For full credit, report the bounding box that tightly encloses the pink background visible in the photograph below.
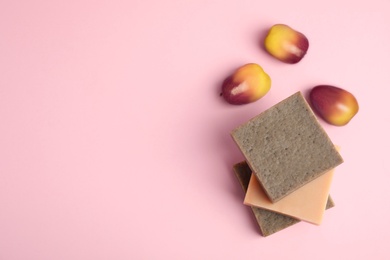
[1,0,389,259]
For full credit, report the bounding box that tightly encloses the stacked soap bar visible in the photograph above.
[233,161,335,236]
[231,92,343,236]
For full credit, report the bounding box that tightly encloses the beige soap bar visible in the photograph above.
[244,167,336,225]
[234,161,335,236]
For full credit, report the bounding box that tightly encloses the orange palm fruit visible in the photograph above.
[264,24,309,64]
[221,63,271,105]
[309,85,359,126]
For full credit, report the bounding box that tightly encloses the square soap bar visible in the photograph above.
[244,146,340,225]
[231,92,343,202]
[233,161,335,236]
[244,169,334,225]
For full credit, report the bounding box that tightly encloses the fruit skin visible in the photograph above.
[264,24,309,64]
[221,63,271,105]
[309,85,359,126]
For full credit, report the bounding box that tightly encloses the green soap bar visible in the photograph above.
[231,92,343,202]
[233,161,335,237]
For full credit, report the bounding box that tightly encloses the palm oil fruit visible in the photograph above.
[264,24,309,64]
[221,63,271,105]
[309,85,359,126]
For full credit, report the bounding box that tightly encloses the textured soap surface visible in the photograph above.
[231,92,343,202]
[233,161,335,237]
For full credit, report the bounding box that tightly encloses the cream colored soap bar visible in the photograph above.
[244,167,335,225]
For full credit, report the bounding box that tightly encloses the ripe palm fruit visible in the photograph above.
[309,85,359,126]
[221,63,271,105]
[264,24,309,64]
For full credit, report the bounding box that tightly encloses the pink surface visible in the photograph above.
[1,0,389,259]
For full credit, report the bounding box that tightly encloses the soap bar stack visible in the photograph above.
[231,92,343,236]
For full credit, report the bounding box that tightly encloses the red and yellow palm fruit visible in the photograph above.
[264,24,309,64]
[309,85,359,126]
[221,63,271,105]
